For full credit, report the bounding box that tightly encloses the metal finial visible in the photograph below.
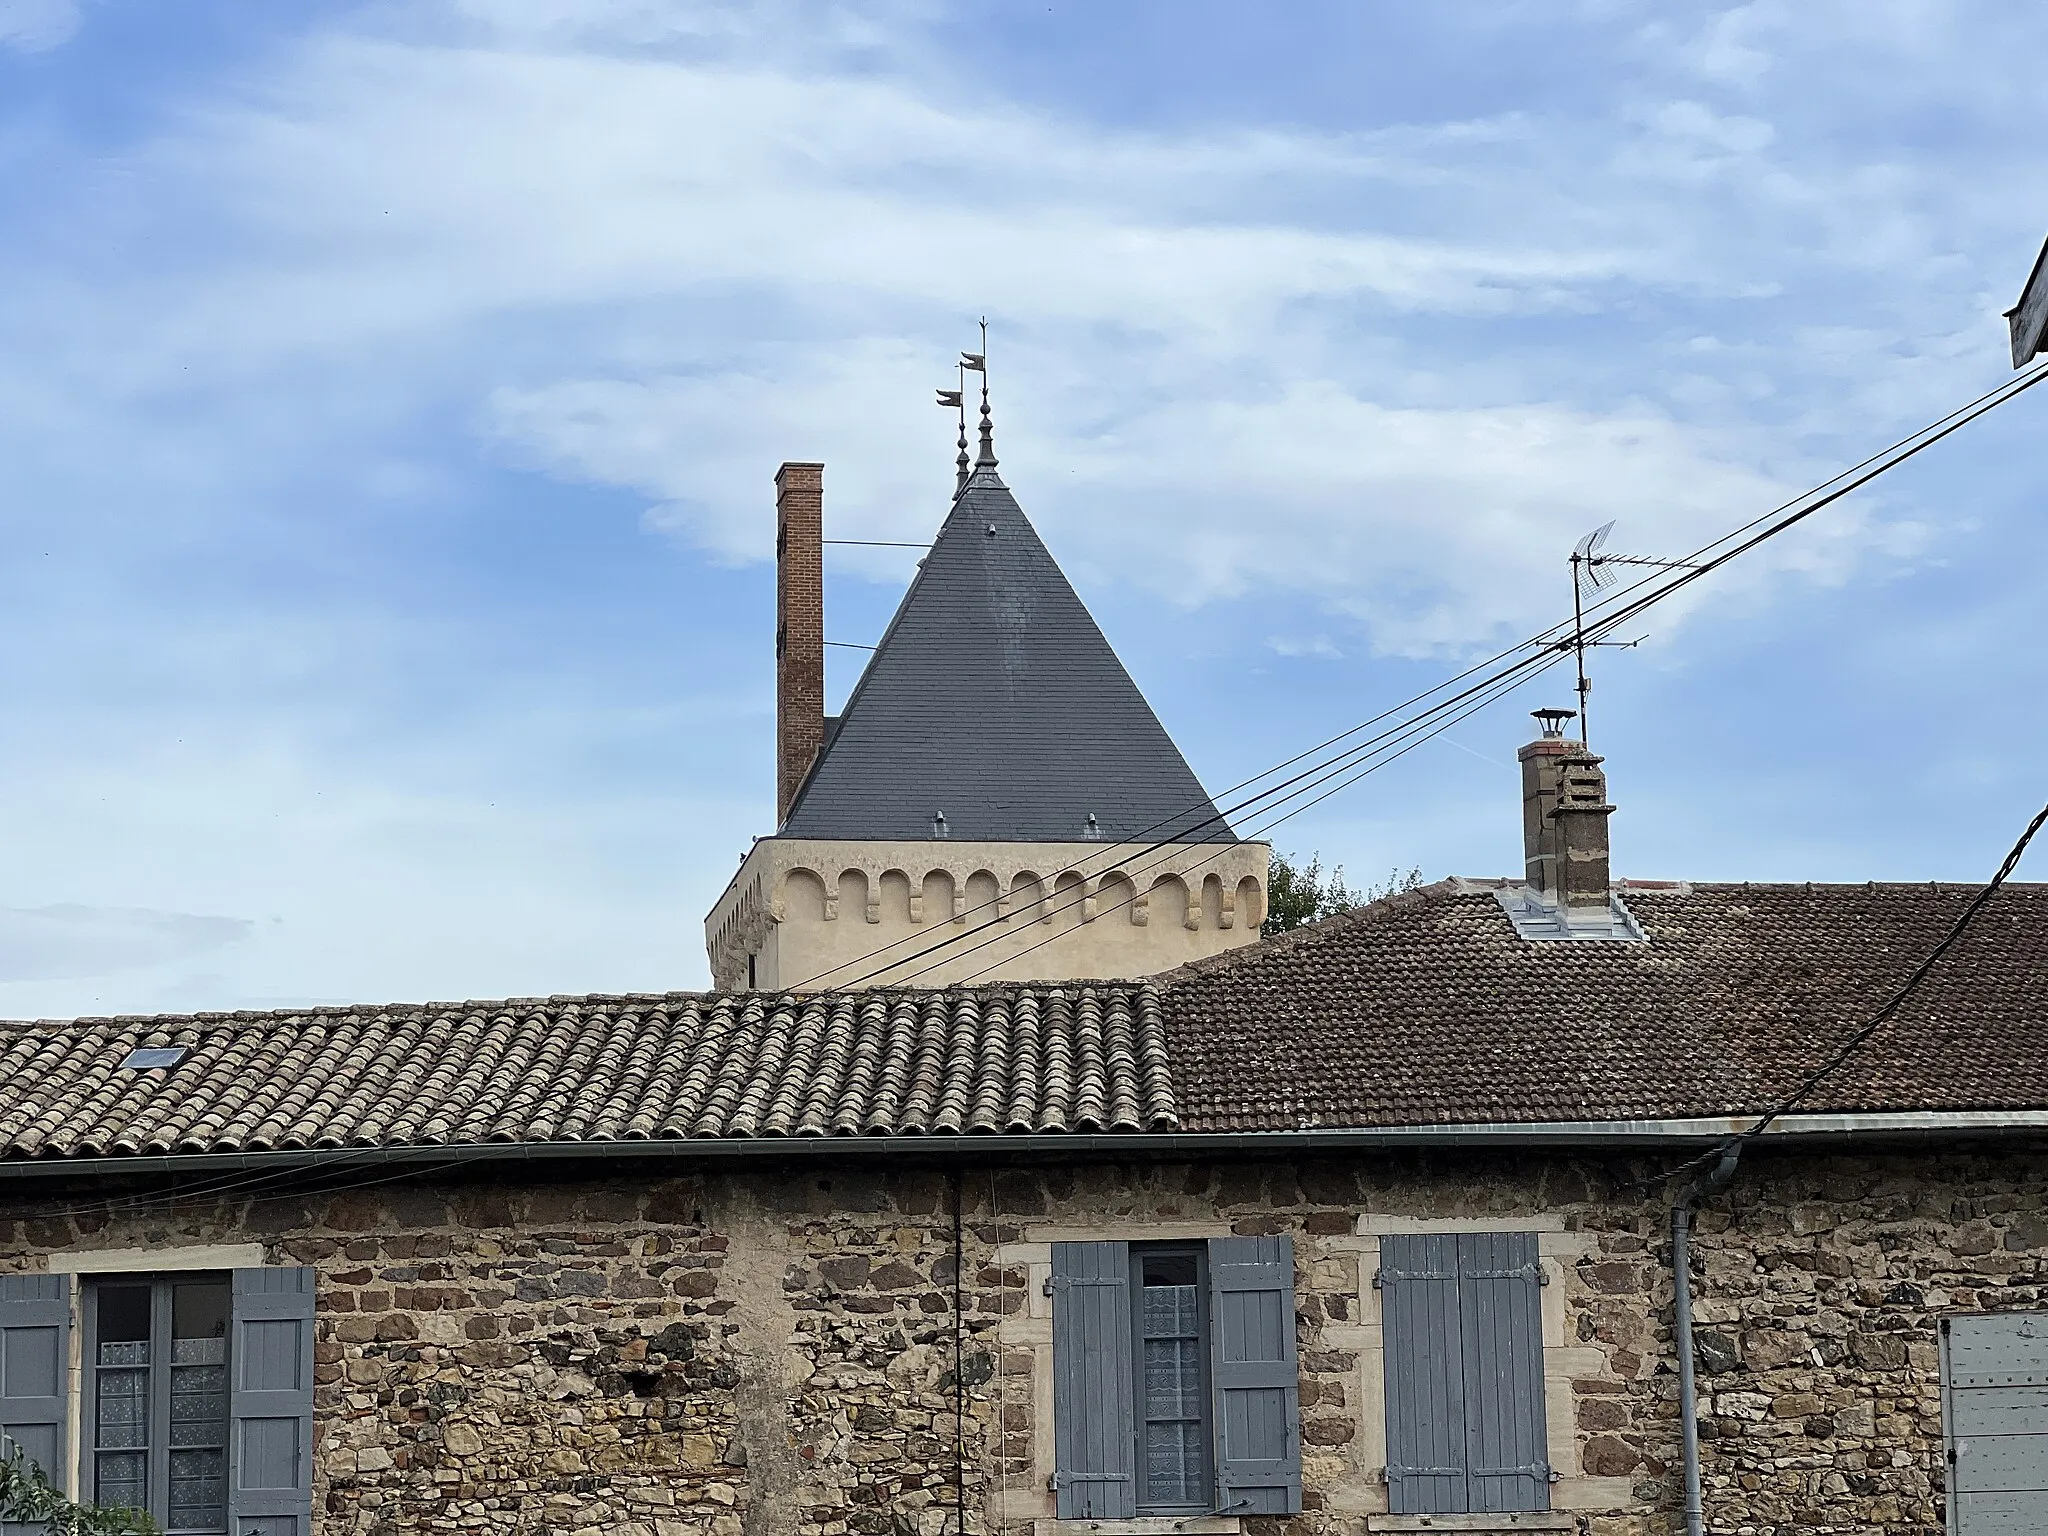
[962,317,995,468]
[953,361,970,493]
[937,369,969,495]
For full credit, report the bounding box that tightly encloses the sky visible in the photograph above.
[1,0,2046,1019]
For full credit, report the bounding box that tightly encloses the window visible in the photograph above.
[1378,1232,1550,1516]
[1050,1236,1300,1520]
[0,1268,316,1536]
[1941,1311,2048,1532]
[1135,1249,1209,1512]
[88,1276,232,1533]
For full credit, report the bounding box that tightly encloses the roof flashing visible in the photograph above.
[1494,885,1647,943]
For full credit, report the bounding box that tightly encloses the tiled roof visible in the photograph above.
[1156,878,2048,1131]
[6,878,2048,1162]
[0,988,1175,1159]
[781,464,1233,843]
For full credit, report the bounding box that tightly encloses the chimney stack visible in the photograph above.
[1519,709,1614,912]
[775,462,825,828]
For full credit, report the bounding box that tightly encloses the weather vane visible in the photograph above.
[1566,521,1697,747]
[936,319,994,492]
[935,365,967,495]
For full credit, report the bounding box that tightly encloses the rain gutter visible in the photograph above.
[0,1108,2042,1182]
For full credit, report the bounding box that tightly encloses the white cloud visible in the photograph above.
[3,0,2046,1011]
[0,905,250,987]
[0,0,81,52]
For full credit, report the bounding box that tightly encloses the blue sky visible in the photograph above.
[1,0,2045,1018]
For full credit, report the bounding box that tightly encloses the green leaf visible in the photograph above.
[0,1446,159,1536]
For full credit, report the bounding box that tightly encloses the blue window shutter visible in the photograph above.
[229,1268,316,1536]
[0,1274,71,1536]
[1456,1233,1550,1514]
[1051,1242,1136,1518]
[1945,1311,2048,1533]
[1207,1235,1300,1516]
[1380,1234,1468,1514]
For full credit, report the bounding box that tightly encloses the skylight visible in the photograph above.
[118,1046,188,1071]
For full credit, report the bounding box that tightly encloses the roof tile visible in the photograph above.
[0,985,1174,1161]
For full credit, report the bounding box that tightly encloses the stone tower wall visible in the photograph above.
[705,838,1268,990]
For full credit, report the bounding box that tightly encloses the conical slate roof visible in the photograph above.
[781,464,1236,843]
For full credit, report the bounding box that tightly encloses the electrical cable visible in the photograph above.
[19,680,2023,1215]
[788,357,2048,993]
[1646,794,2048,1193]
[0,1139,458,1224]
[16,361,2047,1200]
[862,661,1557,990]
[783,635,1563,989]
[925,654,1571,990]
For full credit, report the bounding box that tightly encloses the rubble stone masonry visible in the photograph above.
[3,1142,2045,1536]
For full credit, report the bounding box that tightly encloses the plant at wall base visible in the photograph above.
[0,1447,158,1536]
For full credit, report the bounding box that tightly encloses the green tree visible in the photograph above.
[0,1447,157,1536]
[1263,853,1422,937]
[1263,851,1357,935]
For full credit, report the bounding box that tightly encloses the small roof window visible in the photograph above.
[118,1046,188,1071]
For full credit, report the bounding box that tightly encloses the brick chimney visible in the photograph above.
[775,462,825,828]
[1518,710,1614,912]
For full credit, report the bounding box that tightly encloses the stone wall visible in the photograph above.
[1,1141,2044,1536]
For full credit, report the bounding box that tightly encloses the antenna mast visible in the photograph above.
[1567,520,1699,748]
[1569,522,1613,747]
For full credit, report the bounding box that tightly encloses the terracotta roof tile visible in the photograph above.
[1155,879,2048,1129]
[6,878,2048,1163]
[0,986,1175,1161]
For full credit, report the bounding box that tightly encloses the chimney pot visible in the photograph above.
[1549,747,1616,910]
[1519,711,1613,910]
[776,462,826,827]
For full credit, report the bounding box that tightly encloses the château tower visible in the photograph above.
[704,431,1266,990]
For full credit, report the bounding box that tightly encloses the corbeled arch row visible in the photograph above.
[768,857,1262,931]
[708,869,773,990]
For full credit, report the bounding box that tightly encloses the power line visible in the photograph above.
[838,659,1558,990]
[33,681,2024,1204]
[1576,360,2048,647]
[784,637,1561,989]
[929,655,1564,991]
[792,358,2048,992]
[1648,795,2048,1195]
[899,655,1571,991]
[0,1139,454,1224]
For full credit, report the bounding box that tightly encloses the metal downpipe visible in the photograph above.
[1673,1145,1742,1536]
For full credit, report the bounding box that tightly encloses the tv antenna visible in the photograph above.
[1568,521,1698,747]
